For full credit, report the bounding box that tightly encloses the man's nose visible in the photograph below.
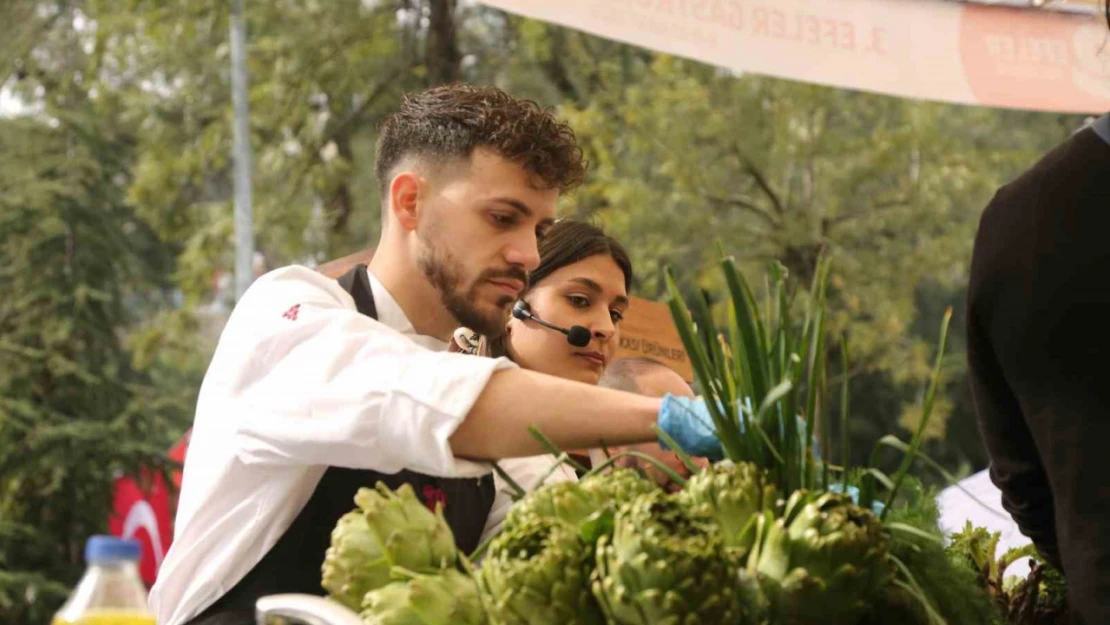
[503,232,542,272]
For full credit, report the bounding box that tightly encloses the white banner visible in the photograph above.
[479,0,1110,113]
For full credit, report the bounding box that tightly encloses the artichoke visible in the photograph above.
[679,461,777,554]
[323,483,458,610]
[479,516,604,625]
[360,568,487,625]
[749,490,892,624]
[578,468,658,510]
[356,482,458,573]
[321,510,393,611]
[592,491,742,624]
[503,480,600,530]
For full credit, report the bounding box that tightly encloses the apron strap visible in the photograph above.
[336,264,378,319]
[1091,113,1110,147]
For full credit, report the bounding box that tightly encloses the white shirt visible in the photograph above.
[149,266,515,625]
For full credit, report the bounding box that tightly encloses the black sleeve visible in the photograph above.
[966,191,1060,569]
[967,132,1110,623]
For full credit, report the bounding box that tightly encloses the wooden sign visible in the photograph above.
[314,248,692,382]
[615,297,693,382]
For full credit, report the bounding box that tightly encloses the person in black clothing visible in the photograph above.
[967,102,1110,624]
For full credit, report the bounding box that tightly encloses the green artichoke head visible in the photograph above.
[946,521,1000,579]
[355,483,458,573]
[321,510,393,612]
[504,480,600,531]
[479,516,603,625]
[751,490,893,625]
[579,468,658,507]
[679,461,777,554]
[360,568,487,625]
[593,491,742,624]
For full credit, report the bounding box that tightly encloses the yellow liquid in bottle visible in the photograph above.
[51,612,157,625]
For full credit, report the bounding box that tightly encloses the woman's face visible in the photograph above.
[506,254,629,385]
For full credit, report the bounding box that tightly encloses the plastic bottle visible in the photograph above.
[51,536,156,625]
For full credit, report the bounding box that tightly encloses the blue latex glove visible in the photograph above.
[827,482,886,516]
[656,394,725,461]
[656,395,822,463]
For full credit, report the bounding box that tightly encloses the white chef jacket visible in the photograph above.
[149,265,515,625]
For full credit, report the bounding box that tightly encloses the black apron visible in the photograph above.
[187,265,496,625]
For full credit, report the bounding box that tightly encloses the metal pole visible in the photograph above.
[230,0,255,300]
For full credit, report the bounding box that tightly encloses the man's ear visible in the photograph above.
[387,171,422,232]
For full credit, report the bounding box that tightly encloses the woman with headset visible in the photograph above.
[451,219,694,542]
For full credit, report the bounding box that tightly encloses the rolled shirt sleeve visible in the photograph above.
[211,266,516,476]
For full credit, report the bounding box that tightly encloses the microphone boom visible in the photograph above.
[512,301,592,348]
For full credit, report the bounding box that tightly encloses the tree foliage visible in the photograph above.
[0,104,193,624]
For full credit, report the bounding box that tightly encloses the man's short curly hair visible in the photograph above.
[375,83,586,201]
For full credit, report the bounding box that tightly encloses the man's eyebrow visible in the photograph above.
[492,197,555,229]
[491,197,532,216]
[570,277,630,307]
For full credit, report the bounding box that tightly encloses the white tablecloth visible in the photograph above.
[937,469,1034,574]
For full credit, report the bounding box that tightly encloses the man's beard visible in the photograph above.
[417,237,526,337]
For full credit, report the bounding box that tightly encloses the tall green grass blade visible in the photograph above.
[805,307,826,489]
[583,451,688,486]
[528,425,589,474]
[840,334,851,471]
[860,440,887,509]
[653,424,700,474]
[491,462,526,500]
[883,308,953,519]
[877,435,1008,520]
[534,453,578,487]
[886,522,946,546]
[726,299,758,461]
[866,467,896,491]
[722,256,770,403]
[665,268,745,460]
[820,368,830,491]
[690,286,737,428]
[890,553,948,625]
[755,379,792,480]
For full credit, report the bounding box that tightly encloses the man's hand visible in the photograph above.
[612,443,710,492]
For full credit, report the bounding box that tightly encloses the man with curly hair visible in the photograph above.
[151,84,722,625]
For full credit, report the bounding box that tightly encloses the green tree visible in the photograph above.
[1,3,198,619]
[0,110,194,622]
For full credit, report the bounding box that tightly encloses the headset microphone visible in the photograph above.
[511,301,592,348]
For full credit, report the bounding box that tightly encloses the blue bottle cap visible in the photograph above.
[85,535,142,564]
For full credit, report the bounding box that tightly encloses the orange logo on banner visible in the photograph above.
[959,4,1110,112]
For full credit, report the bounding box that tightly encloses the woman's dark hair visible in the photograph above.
[527,219,633,294]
